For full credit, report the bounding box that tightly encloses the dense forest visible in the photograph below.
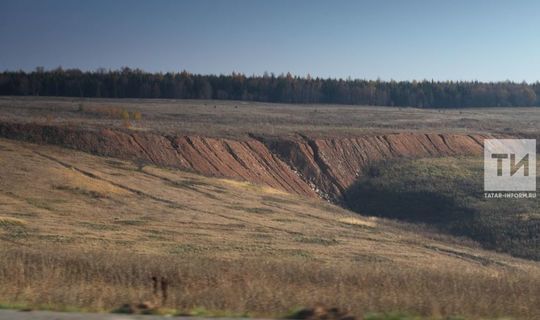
[1,67,539,108]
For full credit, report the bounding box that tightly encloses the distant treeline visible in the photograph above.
[1,67,539,108]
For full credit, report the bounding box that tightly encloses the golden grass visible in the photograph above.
[1,246,539,319]
[338,216,378,228]
[53,169,129,196]
[0,138,539,318]
[0,216,26,227]
[219,178,289,196]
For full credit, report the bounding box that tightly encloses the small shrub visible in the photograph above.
[121,109,130,120]
[45,115,54,124]
[133,111,142,121]
[121,109,131,128]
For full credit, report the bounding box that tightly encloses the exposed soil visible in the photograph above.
[0,121,494,202]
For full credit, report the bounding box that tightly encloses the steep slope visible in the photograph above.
[0,137,536,268]
[260,133,488,201]
[0,122,316,196]
[0,121,491,202]
[343,156,540,260]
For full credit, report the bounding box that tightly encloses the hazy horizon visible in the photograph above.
[1,0,540,82]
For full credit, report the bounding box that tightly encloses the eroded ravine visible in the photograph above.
[0,121,490,202]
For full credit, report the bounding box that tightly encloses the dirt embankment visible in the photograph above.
[0,122,488,201]
[261,133,488,201]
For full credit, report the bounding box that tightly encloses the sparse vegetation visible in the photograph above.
[338,216,377,228]
[0,216,26,227]
[74,103,140,129]
[121,109,130,128]
[132,110,142,121]
[294,236,339,245]
[0,216,28,240]
[1,96,539,137]
[53,185,108,199]
[0,247,539,319]
[0,97,538,319]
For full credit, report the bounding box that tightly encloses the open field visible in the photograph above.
[0,138,539,319]
[1,310,217,320]
[3,248,540,319]
[1,137,530,267]
[0,96,539,138]
[2,1,540,319]
[0,97,538,319]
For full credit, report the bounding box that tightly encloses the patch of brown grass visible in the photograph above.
[0,138,539,319]
[79,105,122,118]
[0,216,26,227]
[2,96,539,137]
[0,246,539,319]
[338,216,377,228]
[219,178,289,196]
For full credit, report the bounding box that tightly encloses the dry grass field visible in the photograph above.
[0,97,539,319]
[0,138,539,319]
[0,96,539,138]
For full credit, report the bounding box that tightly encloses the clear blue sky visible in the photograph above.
[1,0,539,82]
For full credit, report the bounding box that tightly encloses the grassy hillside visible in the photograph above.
[345,157,539,260]
[0,138,540,319]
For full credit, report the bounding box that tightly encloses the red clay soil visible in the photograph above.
[0,122,490,201]
[261,132,489,201]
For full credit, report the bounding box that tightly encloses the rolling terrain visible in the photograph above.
[1,137,525,267]
[0,97,539,319]
[0,121,491,201]
[1,137,539,319]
